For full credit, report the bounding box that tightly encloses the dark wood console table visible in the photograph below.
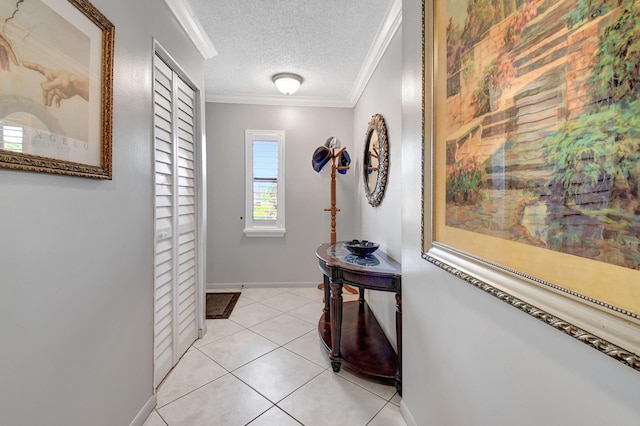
[316,242,402,394]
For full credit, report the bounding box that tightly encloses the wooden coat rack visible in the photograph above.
[325,147,347,244]
[320,146,357,295]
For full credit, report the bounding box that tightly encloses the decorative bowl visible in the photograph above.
[343,240,380,257]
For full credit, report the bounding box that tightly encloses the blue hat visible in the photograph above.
[337,149,350,174]
[312,146,332,172]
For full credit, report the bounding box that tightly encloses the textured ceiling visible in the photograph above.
[186,0,399,106]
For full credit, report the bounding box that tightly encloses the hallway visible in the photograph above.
[143,286,405,425]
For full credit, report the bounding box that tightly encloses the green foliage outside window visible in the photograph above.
[253,182,278,220]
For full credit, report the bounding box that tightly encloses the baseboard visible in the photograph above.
[129,394,157,426]
[207,281,320,290]
[400,400,417,426]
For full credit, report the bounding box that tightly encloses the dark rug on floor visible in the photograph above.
[205,292,241,319]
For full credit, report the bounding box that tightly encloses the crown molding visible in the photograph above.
[206,93,354,108]
[348,0,402,106]
[165,0,218,59]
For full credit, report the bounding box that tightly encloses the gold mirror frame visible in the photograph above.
[363,113,389,207]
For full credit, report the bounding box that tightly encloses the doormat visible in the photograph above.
[205,292,241,319]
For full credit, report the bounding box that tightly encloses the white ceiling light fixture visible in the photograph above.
[272,73,303,95]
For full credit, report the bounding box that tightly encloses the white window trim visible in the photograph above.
[244,129,286,237]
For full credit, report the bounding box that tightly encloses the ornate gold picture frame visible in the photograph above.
[423,0,640,371]
[0,0,114,179]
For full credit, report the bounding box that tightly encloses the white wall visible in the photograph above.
[353,28,403,348]
[0,1,205,424]
[205,103,354,286]
[400,0,640,425]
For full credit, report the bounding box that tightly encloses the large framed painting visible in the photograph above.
[0,0,114,178]
[423,0,640,371]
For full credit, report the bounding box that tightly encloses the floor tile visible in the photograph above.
[284,330,331,369]
[234,347,324,403]
[156,350,227,407]
[233,294,254,309]
[247,406,302,425]
[390,392,401,406]
[192,319,244,348]
[198,329,278,371]
[241,287,285,302]
[278,370,387,426]
[260,292,314,312]
[285,286,324,301]
[144,286,407,426]
[368,402,407,426]
[142,410,166,426]
[157,374,272,426]
[337,368,397,401]
[288,300,324,324]
[229,302,281,328]
[250,313,314,345]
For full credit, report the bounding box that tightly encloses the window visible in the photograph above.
[244,130,285,237]
[1,124,24,152]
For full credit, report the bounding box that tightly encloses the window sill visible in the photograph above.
[243,227,286,238]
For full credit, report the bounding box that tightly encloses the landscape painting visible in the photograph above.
[431,0,640,314]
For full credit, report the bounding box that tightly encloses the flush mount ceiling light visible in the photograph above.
[272,73,303,95]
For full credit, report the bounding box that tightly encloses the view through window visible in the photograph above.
[1,124,24,152]
[252,140,278,220]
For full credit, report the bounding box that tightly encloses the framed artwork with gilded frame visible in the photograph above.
[423,0,640,371]
[0,0,114,179]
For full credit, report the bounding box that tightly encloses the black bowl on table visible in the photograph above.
[343,240,380,257]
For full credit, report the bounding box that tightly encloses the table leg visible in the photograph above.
[323,275,330,313]
[329,279,343,372]
[395,291,402,396]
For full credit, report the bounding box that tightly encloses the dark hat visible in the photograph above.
[312,146,332,172]
[337,149,350,174]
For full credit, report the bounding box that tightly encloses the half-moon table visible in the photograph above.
[316,242,402,395]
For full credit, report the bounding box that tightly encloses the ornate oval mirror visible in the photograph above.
[363,114,388,206]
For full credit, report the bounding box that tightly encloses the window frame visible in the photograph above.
[243,129,286,237]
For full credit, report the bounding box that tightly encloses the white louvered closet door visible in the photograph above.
[153,54,199,388]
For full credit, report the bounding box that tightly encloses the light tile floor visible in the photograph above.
[143,286,406,426]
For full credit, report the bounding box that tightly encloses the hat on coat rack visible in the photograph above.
[312,146,332,172]
[324,136,341,149]
[337,149,350,174]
